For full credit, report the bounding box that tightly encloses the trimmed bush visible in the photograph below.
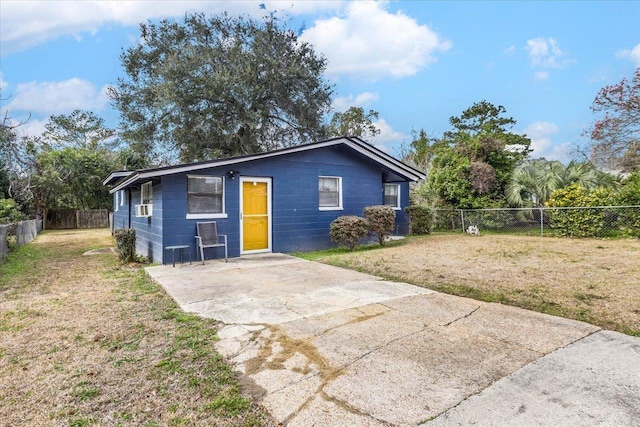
[363,205,396,245]
[114,228,136,262]
[405,205,433,235]
[330,216,369,251]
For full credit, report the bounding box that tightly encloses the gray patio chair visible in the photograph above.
[195,221,227,264]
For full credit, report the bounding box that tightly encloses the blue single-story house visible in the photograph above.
[103,136,425,263]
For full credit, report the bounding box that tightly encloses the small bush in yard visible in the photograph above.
[405,205,433,235]
[546,184,616,238]
[363,205,396,245]
[114,228,136,262]
[330,216,369,251]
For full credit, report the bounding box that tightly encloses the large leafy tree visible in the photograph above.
[0,123,13,199]
[1,101,33,210]
[427,101,532,208]
[42,109,117,150]
[4,111,119,216]
[403,129,442,204]
[587,67,640,172]
[109,12,334,164]
[326,107,380,140]
[32,147,115,210]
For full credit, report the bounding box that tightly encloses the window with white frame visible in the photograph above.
[384,183,401,209]
[141,181,153,205]
[115,190,125,212]
[319,176,342,210]
[187,175,226,218]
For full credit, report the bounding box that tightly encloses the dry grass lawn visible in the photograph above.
[314,233,640,336]
[0,229,275,426]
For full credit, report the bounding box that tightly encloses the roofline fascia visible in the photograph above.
[108,136,424,193]
[102,171,133,187]
[344,137,426,180]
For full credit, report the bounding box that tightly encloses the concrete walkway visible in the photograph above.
[146,254,640,426]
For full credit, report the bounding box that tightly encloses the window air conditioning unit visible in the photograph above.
[135,204,153,217]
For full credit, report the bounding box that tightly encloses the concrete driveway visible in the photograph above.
[146,254,640,426]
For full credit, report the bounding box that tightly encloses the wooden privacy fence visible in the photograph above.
[0,219,42,260]
[45,209,109,229]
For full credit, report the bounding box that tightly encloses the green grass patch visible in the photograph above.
[202,394,252,417]
[67,415,97,427]
[1,229,273,426]
[0,242,47,293]
[291,238,406,261]
[431,283,509,304]
[71,380,100,401]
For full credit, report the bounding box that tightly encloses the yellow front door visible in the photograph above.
[241,178,271,253]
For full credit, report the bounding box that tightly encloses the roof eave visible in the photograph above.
[107,136,425,193]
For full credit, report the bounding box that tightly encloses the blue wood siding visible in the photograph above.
[112,190,130,231]
[127,181,163,263]
[122,145,415,262]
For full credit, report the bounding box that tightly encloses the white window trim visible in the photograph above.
[141,181,153,205]
[186,213,228,219]
[186,175,227,219]
[384,183,402,210]
[115,191,119,212]
[319,176,343,211]
[119,190,124,206]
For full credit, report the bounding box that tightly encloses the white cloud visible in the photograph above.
[534,71,549,81]
[523,121,572,163]
[615,42,640,66]
[7,78,109,115]
[19,118,48,138]
[525,37,574,82]
[301,1,451,80]
[370,118,407,153]
[1,1,344,54]
[526,37,574,69]
[332,92,379,112]
[504,45,516,54]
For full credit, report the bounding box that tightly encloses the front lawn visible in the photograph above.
[0,229,275,426]
[299,233,640,336]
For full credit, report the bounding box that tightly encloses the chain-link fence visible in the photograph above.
[432,206,640,238]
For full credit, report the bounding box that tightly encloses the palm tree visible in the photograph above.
[506,159,618,208]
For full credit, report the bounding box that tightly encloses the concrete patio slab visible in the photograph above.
[146,253,432,325]
[145,253,640,426]
[430,330,640,426]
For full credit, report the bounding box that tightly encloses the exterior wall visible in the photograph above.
[128,182,163,263]
[120,145,415,263]
[112,189,131,231]
[395,182,410,235]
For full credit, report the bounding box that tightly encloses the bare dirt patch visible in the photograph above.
[0,229,275,426]
[317,233,640,335]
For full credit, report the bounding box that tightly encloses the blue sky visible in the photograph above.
[1,1,639,163]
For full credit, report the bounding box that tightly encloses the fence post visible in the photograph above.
[540,207,544,237]
[460,210,465,233]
